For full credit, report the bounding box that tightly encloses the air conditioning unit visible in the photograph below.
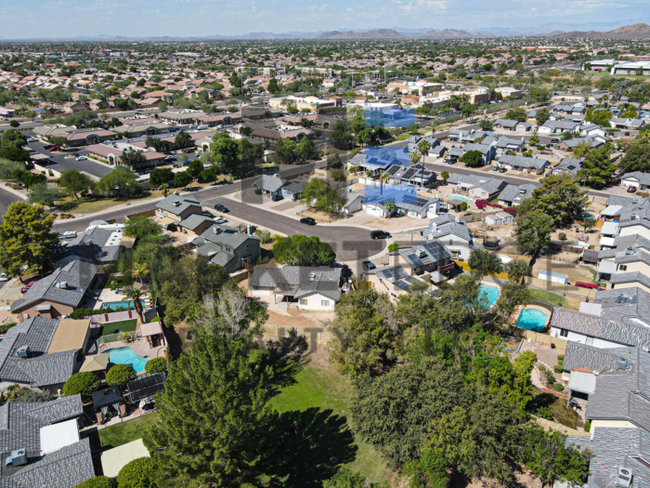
[6,449,26,467]
[308,272,318,282]
[15,345,29,358]
[615,468,633,488]
[618,357,630,370]
[58,282,68,289]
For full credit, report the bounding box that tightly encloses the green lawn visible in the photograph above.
[270,362,390,487]
[101,319,137,337]
[99,413,158,448]
[530,288,566,307]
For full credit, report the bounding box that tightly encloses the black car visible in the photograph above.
[370,230,391,240]
[362,261,376,271]
[214,204,229,213]
[300,217,316,225]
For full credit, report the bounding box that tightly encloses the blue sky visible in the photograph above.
[1,0,647,38]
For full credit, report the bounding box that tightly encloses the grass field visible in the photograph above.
[270,362,390,487]
[55,191,163,214]
[101,319,137,337]
[530,288,565,307]
[98,413,157,448]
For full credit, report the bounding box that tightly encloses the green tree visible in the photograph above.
[174,130,193,149]
[116,457,158,488]
[58,168,95,199]
[97,166,143,198]
[124,286,145,323]
[27,182,64,208]
[514,210,555,255]
[296,136,316,161]
[238,139,263,177]
[145,136,166,152]
[504,258,532,281]
[75,476,118,488]
[173,171,192,187]
[9,120,19,128]
[322,468,370,488]
[585,108,613,127]
[535,108,550,126]
[62,372,100,398]
[120,148,147,170]
[329,120,353,150]
[331,169,346,182]
[144,357,167,374]
[440,171,450,182]
[124,216,162,240]
[461,150,484,168]
[619,142,650,172]
[326,154,343,170]
[106,364,136,387]
[267,78,279,93]
[529,133,540,146]
[468,249,503,276]
[0,202,59,277]
[577,145,616,189]
[187,160,204,180]
[273,234,336,266]
[210,132,241,175]
[301,178,344,215]
[526,174,587,225]
[479,120,493,131]
[274,138,297,164]
[505,107,527,122]
[149,167,174,186]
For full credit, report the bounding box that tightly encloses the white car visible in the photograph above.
[0,273,8,282]
[76,155,88,161]
[214,217,228,224]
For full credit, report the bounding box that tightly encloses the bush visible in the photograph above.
[585,420,591,432]
[388,243,399,252]
[553,364,563,374]
[150,317,160,322]
[543,368,556,385]
[254,188,262,195]
[557,354,564,361]
[144,357,167,374]
[63,372,100,397]
[75,476,118,488]
[558,232,567,241]
[553,383,564,392]
[0,322,16,335]
[459,202,468,212]
[117,457,157,488]
[536,406,553,420]
[12,389,55,403]
[106,364,136,387]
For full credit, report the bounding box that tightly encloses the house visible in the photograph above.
[0,394,94,487]
[446,173,507,200]
[249,266,341,311]
[493,136,525,155]
[588,287,650,328]
[580,123,608,138]
[62,102,88,114]
[497,184,536,207]
[0,107,15,117]
[557,137,605,152]
[281,181,305,201]
[485,212,514,226]
[176,214,216,236]
[193,224,261,273]
[552,157,584,176]
[362,190,438,219]
[459,143,496,165]
[365,265,431,298]
[0,317,90,393]
[11,261,98,320]
[538,120,581,135]
[447,129,494,144]
[621,172,650,191]
[407,135,440,153]
[493,119,531,132]
[252,174,289,196]
[497,155,549,174]
[423,214,479,261]
[155,194,203,224]
[385,163,436,186]
[610,117,645,130]
[394,240,455,276]
[57,223,125,266]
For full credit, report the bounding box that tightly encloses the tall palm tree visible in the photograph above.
[128,262,150,286]
[124,287,145,324]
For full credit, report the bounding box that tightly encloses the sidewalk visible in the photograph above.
[0,182,27,201]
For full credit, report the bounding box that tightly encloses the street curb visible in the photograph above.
[0,183,27,201]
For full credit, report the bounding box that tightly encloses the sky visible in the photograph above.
[1,0,648,38]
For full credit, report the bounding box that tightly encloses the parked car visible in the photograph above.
[214,217,228,224]
[362,261,376,272]
[164,156,176,162]
[492,165,501,171]
[271,194,283,202]
[628,186,638,193]
[27,137,38,143]
[76,155,87,161]
[214,204,229,213]
[498,167,508,173]
[300,217,316,225]
[43,144,53,150]
[20,280,37,293]
[575,281,605,291]
[48,146,60,152]
[0,273,8,282]
[370,230,391,240]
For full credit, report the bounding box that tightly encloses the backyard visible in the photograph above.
[269,361,390,487]
[98,413,158,449]
[101,319,137,338]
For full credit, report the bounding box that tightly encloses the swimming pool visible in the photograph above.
[109,347,149,373]
[479,285,500,307]
[445,194,475,203]
[101,299,146,311]
[516,308,549,332]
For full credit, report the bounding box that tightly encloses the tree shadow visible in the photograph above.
[269,408,358,488]
[260,328,310,395]
[527,392,557,412]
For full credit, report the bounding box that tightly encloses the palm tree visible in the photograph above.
[384,197,396,218]
[159,184,170,197]
[124,287,145,324]
[128,262,150,286]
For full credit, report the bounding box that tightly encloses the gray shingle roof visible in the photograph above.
[59,226,122,265]
[177,214,215,231]
[497,184,536,205]
[498,154,549,170]
[447,173,506,195]
[625,172,650,186]
[610,271,650,289]
[494,118,519,128]
[11,261,98,313]
[595,287,650,326]
[398,240,452,269]
[155,194,201,216]
[250,266,342,300]
[562,342,633,373]
[252,174,288,193]
[495,136,525,149]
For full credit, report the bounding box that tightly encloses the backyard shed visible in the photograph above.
[538,269,570,284]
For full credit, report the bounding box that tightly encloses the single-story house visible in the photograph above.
[394,240,455,276]
[252,174,289,196]
[538,120,581,135]
[497,183,536,207]
[493,119,531,132]
[155,194,203,223]
[423,214,479,261]
[446,173,507,200]
[552,157,584,176]
[494,136,525,155]
[621,171,650,191]
[176,214,216,236]
[249,266,341,311]
[497,155,549,174]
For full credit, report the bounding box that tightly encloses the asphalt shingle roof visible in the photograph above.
[498,184,536,205]
[155,194,201,216]
[498,154,549,170]
[252,174,288,193]
[250,266,342,301]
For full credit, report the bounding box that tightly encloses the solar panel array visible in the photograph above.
[401,194,431,208]
[377,266,407,281]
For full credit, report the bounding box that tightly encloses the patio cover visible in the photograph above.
[79,353,110,373]
[139,322,163,337]
[125,372,166,404]
[101,439,150,478]
[92,386,124,410]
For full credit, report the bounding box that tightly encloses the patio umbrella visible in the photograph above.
[79,353,110,373]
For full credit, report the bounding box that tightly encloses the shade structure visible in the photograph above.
[92,386,124,410]
[124,372,166,404]
[79,353,110,373]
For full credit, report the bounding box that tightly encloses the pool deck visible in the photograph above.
[99,339,166,371]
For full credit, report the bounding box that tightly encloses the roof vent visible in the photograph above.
[616,468,633,488]
[213,227,222,234]
[172,200,181,207]
[57,281,68,289]
[308,272,318,282]
[519,188,527,194]
[618,293,629,303]
[419,250,427,259]
[618,358,631,370]
[15,345,29,358]
[5,449,26,467]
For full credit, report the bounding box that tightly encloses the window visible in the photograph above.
[299,299,308,305]
[321,300,330,307]
[619,265,628,271]
[560,329,568,337]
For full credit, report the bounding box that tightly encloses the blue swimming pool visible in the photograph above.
[445,194,475,203]
[480,285,500,307]
[109,347,149,373]
[101,299,145,311]
[516,308,549,332]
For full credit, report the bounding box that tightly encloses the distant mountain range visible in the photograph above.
[549,23,650,39]
[4,21,650,41]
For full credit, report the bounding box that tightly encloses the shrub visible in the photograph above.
[13,389,55,403]
[254,188,262,195]
[0,322,16,335]
[553,364,563,374]
[106,364,136,387]
[553,383,564,392]
[117,457,157,488]
[585,420,591,432]
[75,476,118,488]
[144,357,167,374]
[475,199,488,210]
[557,354,564,361]
[559,232,567,241]
[63,372,100,397]
[388,243,399,252]
[460,202,468,212]
[150,317,160,322]
[536,406,553,420]
[543,368,556,385]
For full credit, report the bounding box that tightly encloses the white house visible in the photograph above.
[620,172,650,191]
